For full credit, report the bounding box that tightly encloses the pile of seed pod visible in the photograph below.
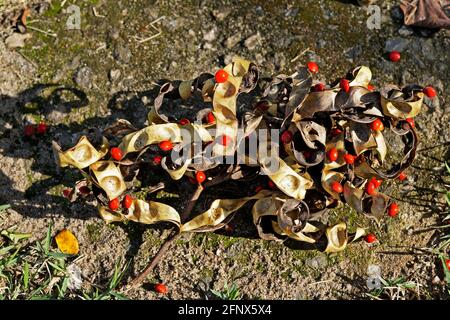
[53,57,428,252]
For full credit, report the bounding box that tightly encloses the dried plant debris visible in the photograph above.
[53,57,425,253]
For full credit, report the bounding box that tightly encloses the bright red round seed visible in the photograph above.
[398,172,407,181]
[327,147,339,162]
[281,130,293,144]
[109,198,120,211]
[215,69,228,83]
[422,86,437,98]
[405,118,415,128]
[365,233,377,243]
[370,118,384,131]
[370,177,382,188]
[36,122,47,134]
[179,118,190,125]
[314,83,325,91]
[388,203,399,217]
[307,61,319,73]
[154,283,168,294]
[367,84,375,91]
[123,194,133,209]
[24,125,35,137]
[366,181,376,195]
[110,147,123,161]
[340,79,350,93]
[159,140,173,151]
[446,259,450,271]
[330,128,343,136]
[389,51,401,62]
[206,112,215,124]
[331,181,343,194]
[196,171,206,184]
[343,154,356,165]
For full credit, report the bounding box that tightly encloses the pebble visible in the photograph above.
[224,33,242,49]
[398,25,414,37]
[344,45,363,62]
[212,8,231,21]
[108,69,121,82]
[5,33,32,49]
[385,37,410,52]
[73,66,93,90]
[244,33,261,50]
[113,44,132,64]
[203,28,217,42]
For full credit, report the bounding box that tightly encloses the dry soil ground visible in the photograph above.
[0,0,449,299]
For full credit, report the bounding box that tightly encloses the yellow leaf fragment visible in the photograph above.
[55,229,79,255]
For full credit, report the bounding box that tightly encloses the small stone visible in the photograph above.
[113,44,132,64]
[432,276,441,284]
[398,25,414,36]
[73,66,93,90]
[385,38,410,52]
[285,7,299,17]
[5,33,32,49]
[212,8,231,21]
[108,69,121,82]
[203,28,217,42]
[224,33,242,49]
[344,45,362,62]
[317,39,327,49]
[244,33,261,50]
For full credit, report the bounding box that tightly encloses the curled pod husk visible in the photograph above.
[324,222,366,253]
[381,88,424,119]
[53,136,109,169]
[180,191,269,232]
[90,161,126,200]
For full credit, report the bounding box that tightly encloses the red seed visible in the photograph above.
[255,185,264,193]
[123,194,133,209]
[24,125,35,137]
[331,181,343,194]
[110,147,123,161]
[215,69,228,83]
[389,51,401,62]
[366,181,376,195]
[422,86,437,98]
[367,84,375,91]
[307,61,319,73]
[195,171,206,184]
[219,135,232,146]
[327,147,339,162]
[398,172,407,181]
[343,154,356,165]
[154,283,168,294]
[153,155,162,165]
[370,177,382,188]
[340,79,350,93]
[109,198,120,211]
[255,100,270,111]
[370,118,384,131]
[405,118,415,128]
[314,83,325,91]
[365,233,377,243]
[206,112,215,124]
[159,140,173,151]
[179,118,190,125]
[446,259,450,271]
[388,203,399,217]
[281,130,293,144]
[36,122,47,134]
[63,189,72,198]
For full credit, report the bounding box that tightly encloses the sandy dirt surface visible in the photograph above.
[0,0,449,299]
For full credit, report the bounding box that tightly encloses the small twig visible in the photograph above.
[92,7,106,18]
[27,25,57,37]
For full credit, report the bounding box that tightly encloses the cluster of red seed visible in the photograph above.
[23,122,47,137]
